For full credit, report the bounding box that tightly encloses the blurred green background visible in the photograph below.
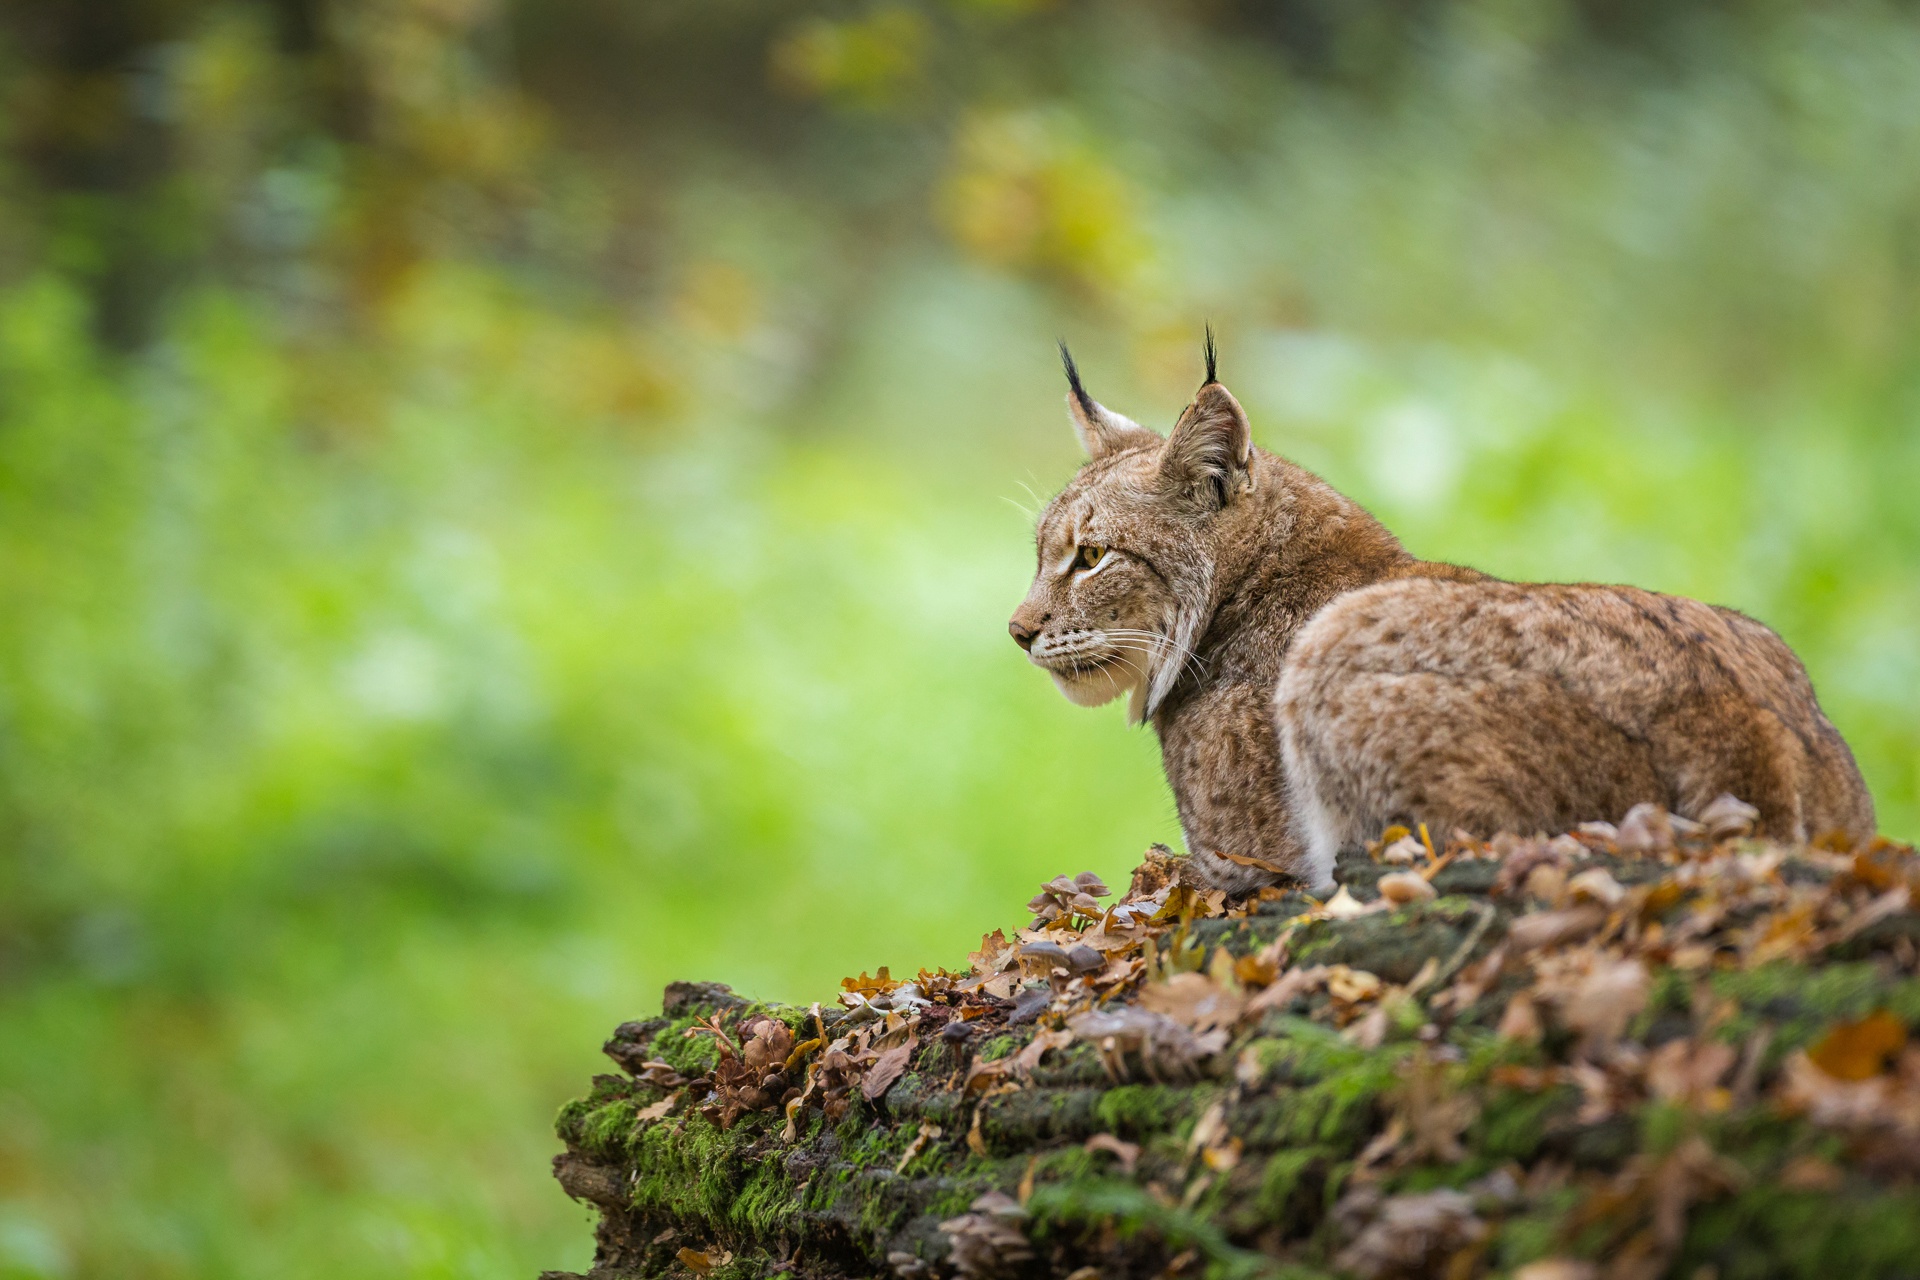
[1,0,1917,1275]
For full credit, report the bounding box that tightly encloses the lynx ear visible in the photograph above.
[1160,381,1251,510]
[1060,342,1159,459]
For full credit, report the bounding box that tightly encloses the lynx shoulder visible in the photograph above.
[1009,339,1874,892]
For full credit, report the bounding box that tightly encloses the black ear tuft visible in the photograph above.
[1059,340,1095,418]
[1202,324,1217,388]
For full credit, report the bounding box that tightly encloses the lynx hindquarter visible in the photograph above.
[1274,578,1876,870]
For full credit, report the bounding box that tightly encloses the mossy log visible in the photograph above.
[544,828,1920,1280]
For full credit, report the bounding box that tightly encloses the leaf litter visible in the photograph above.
[579,802,1920,1279]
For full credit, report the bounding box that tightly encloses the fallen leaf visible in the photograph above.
[1084,1132,1140,1173]
[1567,867,1626,908]
[1808,1010,1908,1082]
[1379,835,1424,865]
[1333,1188,1486,1280]
[1506,905,1606,952]
[968,930,1014,974]
[1496,993,1542,1043]
[842,967,900,996]
[1698,793,1759,839]
[1327,965,1383,1006]
[1645,1037,1736,1110]
[1139,971,1245,1031]
[1011,1028,1074,1078]
[1561,957,1650,1054]
[1777,1154,1844,1191]
[861,1036,918,1100]
[1512,1262,1598,1280]
[636,1093,680,1122]
[894,1120,942,1174]
[1201,1137,1243,1171]
[1218,849,1291,874]
[677,1246,733,1275]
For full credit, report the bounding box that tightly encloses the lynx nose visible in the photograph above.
[1008,619,1039,651]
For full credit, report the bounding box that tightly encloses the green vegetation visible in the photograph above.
[2,2,1918,1277]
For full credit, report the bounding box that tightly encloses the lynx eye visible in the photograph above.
[1074,544,1107,572]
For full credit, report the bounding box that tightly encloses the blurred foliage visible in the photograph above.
[0,0,1917,1276]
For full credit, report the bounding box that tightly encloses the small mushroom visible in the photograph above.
[1567,867,1627,908]
[1380,835,1424,866]
[1378,871,1438,904]
[1017,941,1072,971]
[1067,945,1105,974]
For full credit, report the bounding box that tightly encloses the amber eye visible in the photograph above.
[1074,544,1107,571]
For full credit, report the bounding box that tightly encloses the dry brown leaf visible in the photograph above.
[968,930,1014,974]
[636,1093,680,1122]
[1512,1262,1598,1280]
[1012,1028,1074,1078]
[1562,957,1650,1053]
[1807,1010,1908,1082]
[677,1246,732,1274]
[842,968,901,996]
[1243,964,1331,1018]
[1507,905,1607,953]
[1777,1154,1844,1191]
[1333,1187,1487,1280]
[1327,965,1384,1006]
[966,1105,988,1155]
[1139,971,1245,1031]
[961,1058,1010,1097]
[1379,834,1424,865]
[1645,1038,1736,1110]
[861,1035,919,1101]
[1567,867,1626,908]
[1084,1132,1140,1173]
[893,1120,942,1174]
[1218,849,1292,874]
[1496,992,1542,1043]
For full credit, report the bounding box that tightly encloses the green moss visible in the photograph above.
[553,1096,595,1144]
[1251,1145,1329,1227]
[976,1034,1019,1061]
[1027,1177,1275,1280]
[625,1111,780,1225]
[647,1011,726,1077]
[1288,901,1485,985]
[1093,1083,1203,1136]
[1243,1050,1399,1150]
[577,1099,639,1162]
[978,1085,1103,1149]
[1682,1184,1920,1279]
[1246,1019,1371,1086]
[1472,1084,1577,1162]
[1712,961,1889,1029]
[734,1161,802,1239]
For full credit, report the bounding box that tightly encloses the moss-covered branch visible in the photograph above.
[544,820,1920,1280]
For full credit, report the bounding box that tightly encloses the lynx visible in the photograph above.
[1008,338,1875,892]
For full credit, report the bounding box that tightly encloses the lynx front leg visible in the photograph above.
[1155,681,1322,892]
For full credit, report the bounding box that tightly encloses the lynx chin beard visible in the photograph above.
[1035,646,1152,723]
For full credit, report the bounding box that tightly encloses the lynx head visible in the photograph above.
[1009,333,1254,723]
